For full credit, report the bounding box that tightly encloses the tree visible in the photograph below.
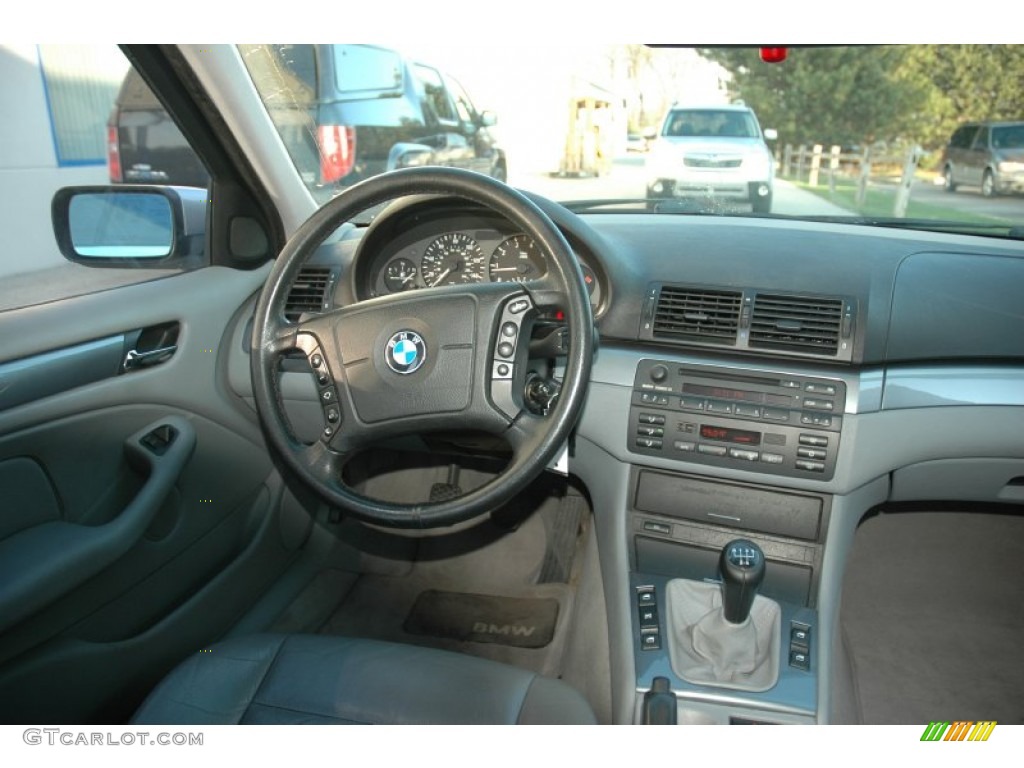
[897,45,1024,149]
[699,47,926,149]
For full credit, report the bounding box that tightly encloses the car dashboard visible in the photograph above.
[231,195,1024,725]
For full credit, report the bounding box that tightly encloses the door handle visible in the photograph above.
[123,345,177,371]
[122,321,180,371]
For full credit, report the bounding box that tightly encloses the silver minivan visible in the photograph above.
[942,120,1024,197]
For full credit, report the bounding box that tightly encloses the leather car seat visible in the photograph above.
[132,633,596,724]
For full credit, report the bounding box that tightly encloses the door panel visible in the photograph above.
[0,264,299,723]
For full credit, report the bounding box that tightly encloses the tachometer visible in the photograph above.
[421,233,487,287]
[488,234,546,283]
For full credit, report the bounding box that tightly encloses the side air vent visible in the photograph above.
[285,267,333,321]
[749,293,843,356]
[652,286,742,345]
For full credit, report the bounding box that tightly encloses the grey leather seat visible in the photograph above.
[132,634,596,724]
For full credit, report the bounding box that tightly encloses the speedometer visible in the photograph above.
[488,235,546,283]
[420,233,487,287]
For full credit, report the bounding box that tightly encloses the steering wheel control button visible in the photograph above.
[311,353,323,368]
[384,330,427,375]
[325,406,340,424]
[489,294,537,419]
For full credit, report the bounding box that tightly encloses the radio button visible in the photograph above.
[801,414,833,428]
[760,453,785,465]
[781,380,802,389]
[673,440,696,452]
[797,447,827,460]
[638,426,665,438]
[728,448,760,461]
[796,459,826,472]
[799,434,829,447]
[735,404,762,418]
[805,383,837,396]
[680,397,705,411]
[640,393,671,406]
[763,408,790,422]
[803,399,834,411]
[698,444,728,457]
[639,413,666,425]
[636,438,663,450]
[706,401,734,415]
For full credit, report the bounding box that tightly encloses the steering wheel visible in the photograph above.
[250,167,594,528]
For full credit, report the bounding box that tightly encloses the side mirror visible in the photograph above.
[763,128,778,141]
[479,110,498,128]
[51,186,206,265]
[388,142,434,170]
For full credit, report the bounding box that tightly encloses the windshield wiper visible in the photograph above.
[560,198,650,213]
[792,215,1024,240]
[562,198,764,215]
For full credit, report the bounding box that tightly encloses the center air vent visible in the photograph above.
[652,286,742,345]
[285,267,334,321]
[749,293,843,356]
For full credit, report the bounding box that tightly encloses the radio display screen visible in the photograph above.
[699,425,762,445]
[684,383,763,403]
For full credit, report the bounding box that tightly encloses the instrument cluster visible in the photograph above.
[363,217,603,311]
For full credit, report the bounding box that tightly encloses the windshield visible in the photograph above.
[241,44,1024,236]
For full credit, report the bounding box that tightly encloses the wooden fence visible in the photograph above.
[780,143,924,217]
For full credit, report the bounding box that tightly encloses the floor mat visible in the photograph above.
[841,510,1024,724]
[404,590,559,648]
[538,494,585,584]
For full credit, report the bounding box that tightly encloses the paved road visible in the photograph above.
[509,156,851,216]
[910,177,1024,221]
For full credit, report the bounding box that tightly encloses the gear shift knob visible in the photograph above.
[719,539,766,624]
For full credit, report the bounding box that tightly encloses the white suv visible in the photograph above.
[646,104,775,213]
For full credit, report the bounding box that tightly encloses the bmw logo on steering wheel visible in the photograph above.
[385,330,427,375]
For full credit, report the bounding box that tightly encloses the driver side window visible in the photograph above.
[0,44,210,312]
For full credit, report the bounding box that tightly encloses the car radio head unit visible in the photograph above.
[628,361,844,480]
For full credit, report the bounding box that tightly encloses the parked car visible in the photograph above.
[108,44,507,194]
[942,120,1024,197]
[645,103,776,212]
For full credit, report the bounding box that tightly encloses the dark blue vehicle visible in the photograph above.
[109,44,506,195]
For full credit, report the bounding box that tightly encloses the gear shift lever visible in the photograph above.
[719,539,766,624]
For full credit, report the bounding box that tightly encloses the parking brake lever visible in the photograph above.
[642,677,677,725]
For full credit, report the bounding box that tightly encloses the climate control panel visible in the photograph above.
[628,361,844,480]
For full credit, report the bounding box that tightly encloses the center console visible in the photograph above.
[623,360,840,724]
